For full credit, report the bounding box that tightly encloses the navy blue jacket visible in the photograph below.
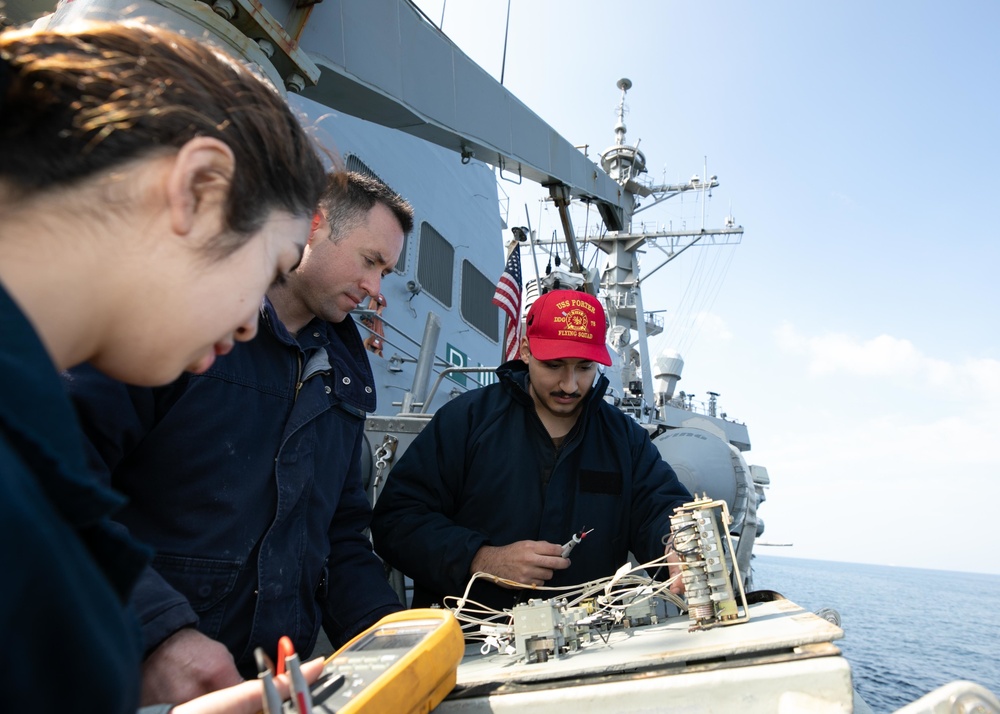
[0,281,146,713]
[371,360,692,611]
[65,299,402,676]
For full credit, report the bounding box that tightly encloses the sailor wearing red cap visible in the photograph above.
[372,289,691,612]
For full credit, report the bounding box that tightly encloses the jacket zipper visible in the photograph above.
[294,353,304,400]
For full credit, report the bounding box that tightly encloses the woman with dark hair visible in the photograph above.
[0,20,328,713]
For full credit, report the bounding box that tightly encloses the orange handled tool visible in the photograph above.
[276,635,295,676]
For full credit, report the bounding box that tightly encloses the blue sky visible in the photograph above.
[412,1,1000,576]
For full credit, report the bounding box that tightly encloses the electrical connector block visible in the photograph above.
[512,599,590,663]
[669,496,750,631]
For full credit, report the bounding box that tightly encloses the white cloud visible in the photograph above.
[758,322,1000,574]
[773,322,1000,400]
[653,310,732,360]
[692,311,733,342]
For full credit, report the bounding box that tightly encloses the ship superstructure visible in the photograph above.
[3,0,997,710]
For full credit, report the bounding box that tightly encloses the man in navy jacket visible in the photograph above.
[371,289,692,612]
[65,172,412,705]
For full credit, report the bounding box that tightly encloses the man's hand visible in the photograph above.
[470,541,569,587]
[140,628,243,705]
[171,657,326,714]
[665,545,686,595]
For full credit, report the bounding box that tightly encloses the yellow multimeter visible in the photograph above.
[307,609,464,714]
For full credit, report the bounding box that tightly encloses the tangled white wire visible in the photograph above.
[442,553,694,650]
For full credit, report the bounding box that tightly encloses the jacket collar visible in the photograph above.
[260,297,377,413]
[0,280,127,526]
[260,297,301,347]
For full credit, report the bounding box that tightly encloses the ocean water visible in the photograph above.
[751,555,1000,713]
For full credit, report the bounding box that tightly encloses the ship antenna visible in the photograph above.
[600,79,645,188]
[614,77,632,146]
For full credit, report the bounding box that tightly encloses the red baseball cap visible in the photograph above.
[524,290,612,365]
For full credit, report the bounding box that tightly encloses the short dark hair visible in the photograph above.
[0,21,326,258]
[320,171,414,241]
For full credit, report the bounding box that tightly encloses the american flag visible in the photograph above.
[492,243,522,362]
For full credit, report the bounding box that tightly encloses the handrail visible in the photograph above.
[354,310,496,404]
[420,367,498,414]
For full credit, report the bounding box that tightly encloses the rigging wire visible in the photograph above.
[640,185,740,358]
[679,243,738,356]
[668,239,716,349]
[692,240,733,349]
[499,0,512,85]
[654,241,738,358]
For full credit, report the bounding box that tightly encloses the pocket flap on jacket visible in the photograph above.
[579,469,623,495]
[151,554,241,612]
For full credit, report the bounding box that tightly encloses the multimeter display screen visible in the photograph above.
[353,627,430,652]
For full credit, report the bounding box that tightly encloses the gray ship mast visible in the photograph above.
[588,79,745,421]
